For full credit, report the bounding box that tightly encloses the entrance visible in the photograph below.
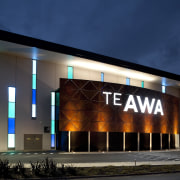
[24,134,42,150]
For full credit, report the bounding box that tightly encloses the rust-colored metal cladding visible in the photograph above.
[59,78,179,134]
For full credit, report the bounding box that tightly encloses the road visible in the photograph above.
[1,150,180,165]
[71,173,180,180]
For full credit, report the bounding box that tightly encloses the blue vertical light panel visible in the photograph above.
[126,78,130,85]
[101,72,104,82]
[51,92,55,148]
[32,59,37,118]
[68,66,73,79]
[8,87,16,148]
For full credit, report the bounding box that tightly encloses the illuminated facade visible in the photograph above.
[0,30,179,152]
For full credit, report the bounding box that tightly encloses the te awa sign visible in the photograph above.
[59,78,179,134]
[103,92,164,115]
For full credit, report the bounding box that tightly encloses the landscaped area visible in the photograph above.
[1,157,180,179]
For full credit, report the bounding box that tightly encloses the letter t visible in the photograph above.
[103,92,112,104]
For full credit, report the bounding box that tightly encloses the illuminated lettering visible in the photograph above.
[113,93,122,106]
[154,99,164,115]
[137,96,155,114]
[123,95,138,112]
[103,92,112,104]
[103,91,164,116]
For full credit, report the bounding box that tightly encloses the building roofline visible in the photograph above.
[0,29,179,81]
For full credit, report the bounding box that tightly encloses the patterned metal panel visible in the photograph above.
[59,78,179,134]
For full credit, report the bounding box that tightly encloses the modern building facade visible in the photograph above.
[0,30,179,152]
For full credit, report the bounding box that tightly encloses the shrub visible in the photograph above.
[30,157,57,176]
[13,160,25,176]
[0,159,10,178]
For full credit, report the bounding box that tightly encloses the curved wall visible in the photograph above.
[60,78,179,134]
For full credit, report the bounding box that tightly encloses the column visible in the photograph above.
[123,132,125,151]
[160,133,162,150]
[137,132,140,151]
[88,131,90,152]
[68,131,71,152]
[106,132,109,152]
[150,133,152,151]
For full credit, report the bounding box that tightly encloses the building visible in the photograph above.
[0,30,179,152]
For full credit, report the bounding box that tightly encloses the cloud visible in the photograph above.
[137,34,180,74]
[0,0,180,75]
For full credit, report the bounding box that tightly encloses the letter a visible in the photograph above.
[124,95,138,112]
[154,99,164,116]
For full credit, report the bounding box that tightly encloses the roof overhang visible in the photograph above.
[0,30,179,87]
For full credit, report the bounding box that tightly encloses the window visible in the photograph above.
[126,78,130,85]
[8,87,16,148]
[162,85,166,93]
[68,66,73,79]
[101,72,104,82]
[32,59,37,118]
[141,81,144,88]
[51,92,55,148]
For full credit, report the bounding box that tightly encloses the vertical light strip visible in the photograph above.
[32,59,37,118]
[162,85,166,93]
[51,92,55,148]
[68,66,73,79]
[8,87,16,148]
[101,72,104,82]
[126,78,130,85]
[141,81,144,88]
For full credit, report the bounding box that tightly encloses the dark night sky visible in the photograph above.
[0,0,180,75]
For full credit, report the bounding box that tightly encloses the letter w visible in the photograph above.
[136,96,155,114]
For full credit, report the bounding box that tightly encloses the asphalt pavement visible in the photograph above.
[1,149,180,167]
[70,172,180,180]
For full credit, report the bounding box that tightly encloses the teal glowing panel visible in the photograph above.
[162,85,166,93]
[55,92,60,106]
[51,120,55,134]
[141,81,144,88]
[126,78,130,85]
[68,66,73,79]
[8,102,15,118]
[101,72,104,82]
[32,74,36,89]
[8,118,15,134]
